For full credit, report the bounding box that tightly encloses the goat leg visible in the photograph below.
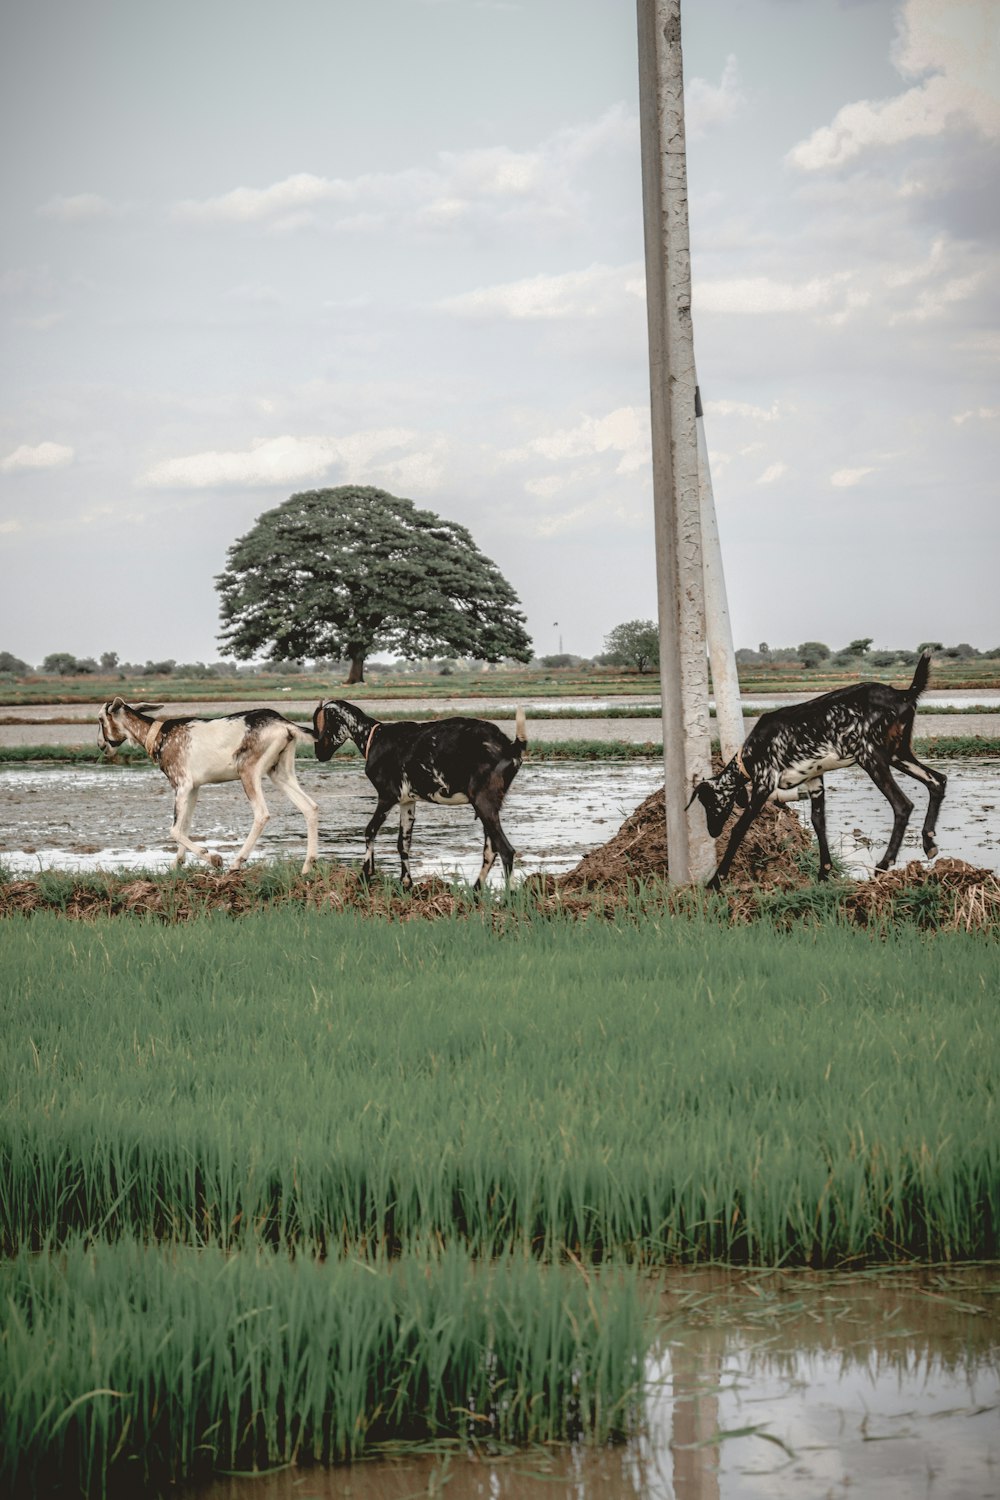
[170,785,223,870]
[706,788,771,889]
[894,754,947,859]
[396,800,416,889]
[856,751,914,871]
[361,796,395,883]
[807,781,833,879]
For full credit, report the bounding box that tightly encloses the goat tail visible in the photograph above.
[514,706,527,756]
[907,650,932,701]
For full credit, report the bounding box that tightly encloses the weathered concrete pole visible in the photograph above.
[695,379,744,763]
[636,0,716,883]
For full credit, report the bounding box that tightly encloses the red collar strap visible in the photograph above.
[363,723,380,760]
[735,744,751,781]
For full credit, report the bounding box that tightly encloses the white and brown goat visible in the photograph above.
[689,652,946,887]
[97,698,319,873]
[312,699,527,889]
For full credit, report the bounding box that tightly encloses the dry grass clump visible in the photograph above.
[841,857,1000,931]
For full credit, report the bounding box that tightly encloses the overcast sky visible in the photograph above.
[1,0,997,668]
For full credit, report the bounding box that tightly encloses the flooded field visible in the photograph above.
[0,756,996,879]
[0,759,664,881]
[181,1264,1000,1500]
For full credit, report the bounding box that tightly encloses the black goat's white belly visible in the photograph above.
[398,773,470,807]
[777,751,855,789]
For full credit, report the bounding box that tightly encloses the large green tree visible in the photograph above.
[603,619,660,675]
[216,486,533,683]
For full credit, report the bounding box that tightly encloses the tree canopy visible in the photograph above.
[215,486,533,682]
[603,619,660,675]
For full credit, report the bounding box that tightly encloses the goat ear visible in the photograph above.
[687,781,710,811]
[313,703,326,738]
[733,781,749,809]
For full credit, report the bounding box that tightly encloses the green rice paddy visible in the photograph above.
[2,901,997,1494]
[3,907,996,1264]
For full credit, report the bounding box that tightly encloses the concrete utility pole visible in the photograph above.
[636,0,716,883]
[695,379,744,763]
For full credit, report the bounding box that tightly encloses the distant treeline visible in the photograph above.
[4,638,1000,681]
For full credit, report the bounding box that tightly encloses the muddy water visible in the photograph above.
[1,757,996,879]
[180,1265,1000,1500]
[0,760,666,881]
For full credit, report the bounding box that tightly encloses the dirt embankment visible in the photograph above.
[2,783,997,931]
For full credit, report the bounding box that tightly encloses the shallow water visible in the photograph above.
[0,757,996,879]
[0,760,665,882]
[179,1265,1000,1500]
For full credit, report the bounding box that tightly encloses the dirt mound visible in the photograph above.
[557,784,813,892]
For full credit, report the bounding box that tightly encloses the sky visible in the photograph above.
[1,0,998,668]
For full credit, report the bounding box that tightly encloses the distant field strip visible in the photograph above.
[3,908,996,1265]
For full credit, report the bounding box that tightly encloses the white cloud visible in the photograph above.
[831,466,876,488]
[686,55,747,141]
[1,441,74,473]
[139,429,433,490]
[534,503,599,538]
[441,262,643,320]
[174,172,348,226]
[953,405,1000,425]
[789,0,1000,170]
[508,406,650,476]
[706,399,783,423]
[17,311,65,331]
[756,461,788,485]
[174,105,636,235]
[889,269,983,323]
[38,193,114,221]
[696,273,852,315]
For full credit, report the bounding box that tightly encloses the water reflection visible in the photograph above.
[185,1267,999,1500]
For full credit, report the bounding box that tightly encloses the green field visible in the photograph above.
[3,901,997,1493]
[2,656,998,707]
[3,732,997,767]
[4,906,996,1263]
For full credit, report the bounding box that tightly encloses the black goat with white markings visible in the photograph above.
[689,651,946,888]
[312,699,527,889]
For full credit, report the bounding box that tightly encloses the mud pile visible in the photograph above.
[557,785,812,892]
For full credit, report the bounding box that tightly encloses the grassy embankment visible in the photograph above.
[2,732,996,765]
[2,901,997,1493]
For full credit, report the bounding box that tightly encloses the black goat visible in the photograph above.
[313,700,527,889]
[689,652,946,888]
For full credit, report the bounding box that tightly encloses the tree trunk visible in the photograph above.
[345,650,366,685]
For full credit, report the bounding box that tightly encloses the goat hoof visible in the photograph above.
[924,842,938,859]
[818,864,831,881]
[209,854,224,870]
